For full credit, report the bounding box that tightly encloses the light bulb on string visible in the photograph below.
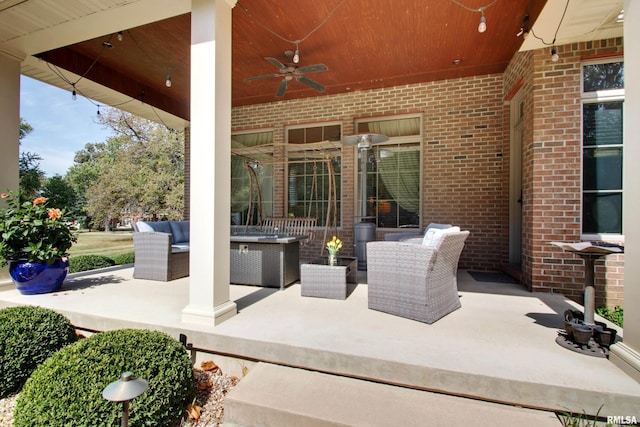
[165,73,172,87]
[117,31,123,42]
[72,84,77,100]
[293,41,300,64]
[97,105,101,116]
[551,48,559,62]
[478,12,487,33]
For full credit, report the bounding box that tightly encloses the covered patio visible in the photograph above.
[0,266,638,420]
[1,1,640,421]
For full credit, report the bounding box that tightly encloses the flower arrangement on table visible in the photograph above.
[0,192,77,267]
[326,236,343,264]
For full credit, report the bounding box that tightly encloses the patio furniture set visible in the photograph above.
[132,220,470,324]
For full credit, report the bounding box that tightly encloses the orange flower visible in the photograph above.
[0,193,7,199]
[33,196,47,206]
[48,208,61,220]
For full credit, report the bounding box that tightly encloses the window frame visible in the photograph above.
[353,113,423,231]
[285,121,343,227]
[230,128,275,226]
[580,57,624,242]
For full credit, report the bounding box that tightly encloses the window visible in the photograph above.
[581,60,624,237]
[230,130,274,225]
[355,115,422,229]
[286,123,342,226]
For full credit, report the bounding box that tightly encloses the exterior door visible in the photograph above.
[509,94,524,265]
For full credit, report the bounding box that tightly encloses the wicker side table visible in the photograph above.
[300,256,357,300]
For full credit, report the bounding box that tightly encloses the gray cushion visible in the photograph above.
[170,221,190,244]
[137,220,172,234]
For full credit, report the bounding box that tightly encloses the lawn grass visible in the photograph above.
[69,231,134,258]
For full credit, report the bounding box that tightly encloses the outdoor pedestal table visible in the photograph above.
[550,242,624,325]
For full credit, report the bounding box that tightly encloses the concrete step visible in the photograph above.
[223,363,560,427]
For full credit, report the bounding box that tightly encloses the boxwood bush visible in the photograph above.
[14,328,195,427]
[111,251,135,265]
[69,254,115,273]
[0,306,77,398]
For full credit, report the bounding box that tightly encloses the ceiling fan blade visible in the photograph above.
[265,57,287,70]
[245,73,278,82]
[276,78,289,97]
[297,76,325,92]
[296,64,328,74]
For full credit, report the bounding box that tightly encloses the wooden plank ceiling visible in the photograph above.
[37,0,546,121]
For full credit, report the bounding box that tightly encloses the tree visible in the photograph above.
[41,175,78,217]
[18,118,44,201]
[19,152,45,202]
[68,108,185,230]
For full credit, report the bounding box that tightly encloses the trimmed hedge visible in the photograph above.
[68,254,115,273]
[14,329,195,427]
[0,306,77,398]
[111,251,135,265]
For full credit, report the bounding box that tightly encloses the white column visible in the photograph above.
[0,54,20,194]
[0,53,20,283]
[182,0,237,324]
[610,0,640,382]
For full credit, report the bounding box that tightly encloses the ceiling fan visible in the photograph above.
[245,50,328,97]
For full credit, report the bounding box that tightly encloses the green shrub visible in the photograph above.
[596,306,623,328]
[0,306,77,398]
[111,251,135,265]
[14,329,195,427]
[69,254,115,273]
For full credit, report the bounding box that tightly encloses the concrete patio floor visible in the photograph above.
[1,265,639,420]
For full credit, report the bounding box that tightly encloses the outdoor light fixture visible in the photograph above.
[165,73,172,87]
[117,31,124,42]
[478,12,487,33]
[102,371,149,427]
[293,41,300,64]
[71,84,77,100]
[551,48,559,62]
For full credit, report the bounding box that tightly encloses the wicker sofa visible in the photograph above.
[132,220,190,281]
[367,227,469,324]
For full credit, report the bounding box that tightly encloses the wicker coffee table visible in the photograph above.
[300,256,358,299]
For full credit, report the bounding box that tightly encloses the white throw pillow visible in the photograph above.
[135,221,154,232]
[422,226,460,247]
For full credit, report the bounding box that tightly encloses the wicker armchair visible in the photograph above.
[366,230,469,324]
[132,220,190,281]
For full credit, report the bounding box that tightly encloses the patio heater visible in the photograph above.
[341,133,389,270]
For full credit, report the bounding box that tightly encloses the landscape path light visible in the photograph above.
[102,371,149,427]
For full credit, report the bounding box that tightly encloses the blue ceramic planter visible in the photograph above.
[9,258,69,295]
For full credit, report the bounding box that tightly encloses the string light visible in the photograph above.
[527,0,569,62]
[117,31,123,42]
[293,41,300,64]
[165,72,172,87]
[449,0,497,34]
[478,12,487,33]
[72,83,77,100]
[238,0,345,60]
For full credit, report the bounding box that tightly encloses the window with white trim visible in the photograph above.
[355,115,422,229]
[581,59,624,237]
[286,123,342,226]
[230,130,274,226]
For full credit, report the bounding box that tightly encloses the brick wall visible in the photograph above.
[232,75,510,270]
[504,38,624,308]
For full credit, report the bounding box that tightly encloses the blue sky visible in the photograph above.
[19,76,113,177]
